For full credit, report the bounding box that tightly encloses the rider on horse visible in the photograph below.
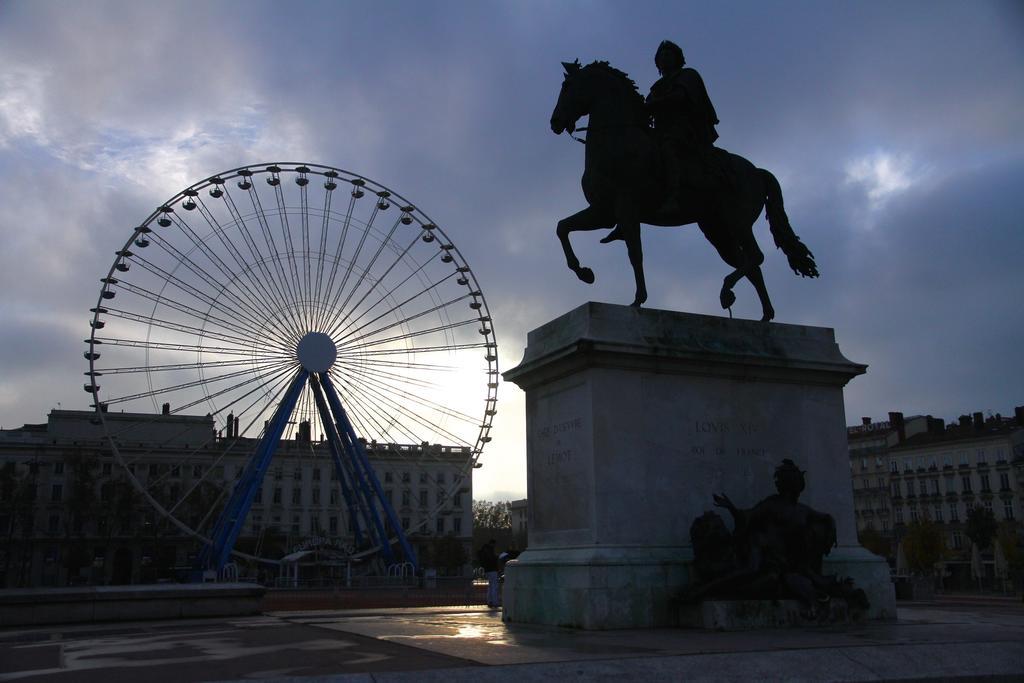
[647,40,722,217]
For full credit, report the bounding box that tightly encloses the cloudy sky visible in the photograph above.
[1,1,1022,501]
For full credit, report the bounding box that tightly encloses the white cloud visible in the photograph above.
[844,151,926,207]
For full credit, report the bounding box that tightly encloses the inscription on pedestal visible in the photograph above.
[530,384,590,533]
[688,417,770,459]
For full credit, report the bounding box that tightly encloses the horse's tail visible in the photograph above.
[761,168,819,278]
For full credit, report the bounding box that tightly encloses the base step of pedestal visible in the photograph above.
[680,599,862,631]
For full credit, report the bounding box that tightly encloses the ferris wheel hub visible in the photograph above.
[296,332,337,372]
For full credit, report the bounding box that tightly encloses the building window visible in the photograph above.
[983,500,993,515]
[933,505,943,522]
[273,488,282,504]
[860,458,867,470]
[103,462,113,476]
[881,519,889,532]
[384,490,393,504]
[437,472,445,484]
[401,517,410,529]
[54,462,64,475]
[915,457,924,470]
[420,472,428,484]
[193,464,203,478]
[255,487,263,504]
[292,488,301,505]
[436,517,445,534]
[928,456,937,469]
[313,468,321,481]
[293,467,302,481]
[312,488,320,504]
[890,460,898,473]
[48,515,60,534]
[909,507,919,522]
[952,530,963,549]
[895,507,904,523]
[980,474,991,493]
[959,451,969,466]
[50,484,62,502]
[1000,472,1010,490]
[330,489,338,505]
[903,458,912,472]
[291,516,300,534]
[384,472,393,483]
[949,503,959,522]
[453,517,462,533]
[961,476,972,492]
[875,457,883,469]
[930,479,940,495]
[944,475,955,493]
[437,488,445,504]
[329,516,338,534]
[401,472,410,483]
[995,448,1006,463]
[1004,500,1015,520]
[402,490,411,506]
[252,515,262,534]
[891,481,901,497]
[862,478,869,489]
[420,490,428,507]
[453,492,463,507]
[976,449,986,464]
[943,454,952,468]
[273,467,282,481]
[919,480,928,496]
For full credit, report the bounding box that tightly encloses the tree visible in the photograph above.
[965,505,998,551]
[472,500,513,550]
[858,527,891,559]
[901,520,945,576]
[428,534,469,576]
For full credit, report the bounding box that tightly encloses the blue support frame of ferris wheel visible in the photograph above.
[309,376,365,548]
[198,368,309,572]
[319,372,419,571]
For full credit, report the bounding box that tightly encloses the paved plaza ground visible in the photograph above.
[1,595,1022,682]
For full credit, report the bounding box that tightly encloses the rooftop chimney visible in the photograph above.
[162,402,170,415]
[862,417,871,427]
[973,412,984,430]
[888,411,906,442]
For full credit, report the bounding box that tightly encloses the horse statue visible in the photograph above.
[549,60,818,321]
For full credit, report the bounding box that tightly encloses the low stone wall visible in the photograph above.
[0,583,265,627]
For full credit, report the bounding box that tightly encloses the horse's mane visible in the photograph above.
[584,61,647,119]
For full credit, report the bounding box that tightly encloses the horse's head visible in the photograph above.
[551,59,588,135]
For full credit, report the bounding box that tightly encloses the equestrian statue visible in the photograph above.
[550,40,818,321]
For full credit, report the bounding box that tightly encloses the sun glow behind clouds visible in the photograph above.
[844,151,925,206]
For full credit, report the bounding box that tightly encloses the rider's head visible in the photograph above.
[655,40,685,75]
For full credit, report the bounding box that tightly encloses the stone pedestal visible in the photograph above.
[501,302,895,629]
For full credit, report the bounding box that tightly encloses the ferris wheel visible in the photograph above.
[84,163,498,572]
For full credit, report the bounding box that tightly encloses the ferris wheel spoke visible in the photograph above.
[315,193,358,332]
[342,356,457,372]
[326,244,442,340]
[324,201,383,331]
[112,278,274,343]
[93,336,286,359]
[101,359,295,407]
[309,186,331,330]
[330,213,404,325]
[156,211,292,336]
[299,183,314,331]
[100,306,271,351]
[339,318,479,354]
[343,361,440,392]
[336,341,490,359]
[183,195,307,342]
[242,186,309,337]
[217,189,311,341]
[332,367,472,447]
[170,361,299,415]
[267,180,309,330]
[334,283,467,347]
[340,363,478,425]
[97,356,288,375]
[128,248,284,343]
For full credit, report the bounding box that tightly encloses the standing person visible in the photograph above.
[478,538,499,608]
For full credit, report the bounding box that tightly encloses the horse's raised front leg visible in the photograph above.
[556,205,615,285]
